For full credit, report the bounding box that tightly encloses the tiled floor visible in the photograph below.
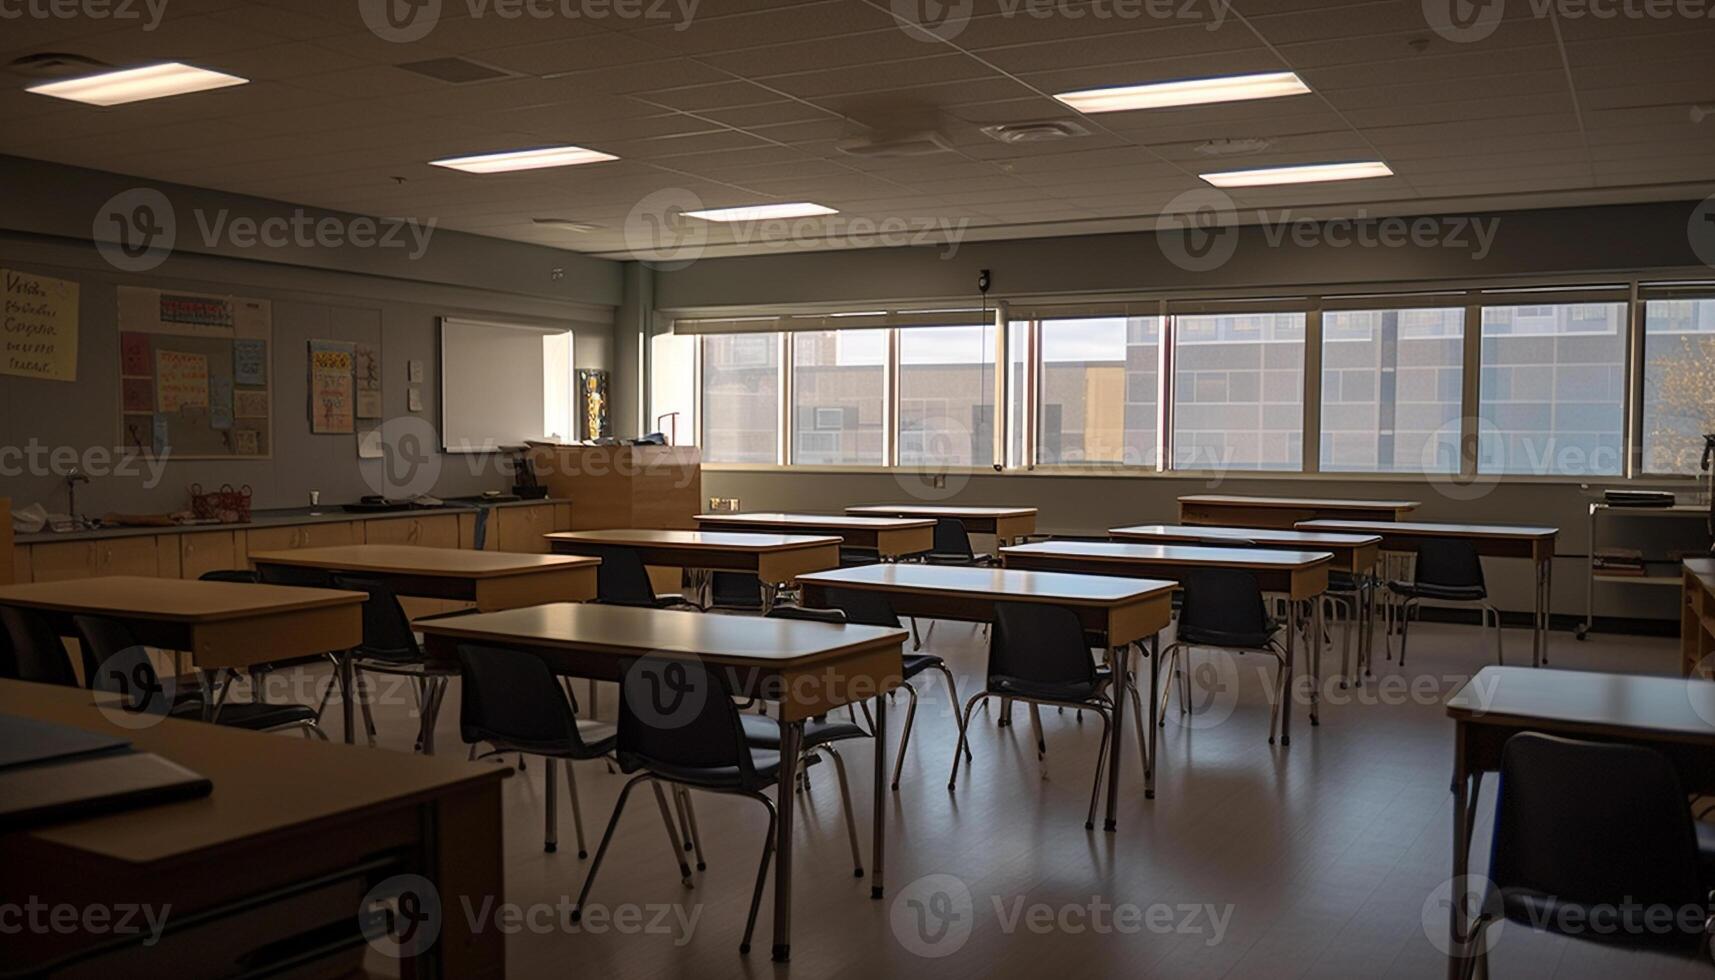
[313,618,1698,979]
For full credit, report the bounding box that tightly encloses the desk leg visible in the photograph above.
[772,721,802,962]
[1103,642,1130,831]
[1448,755,1469,980]
[1539,558,1552,667]
[339,651,357,746]
[1145,635,1160,800]
[1279,604,1296,746]
[1310,599,1323,727]
[871,693,887,900]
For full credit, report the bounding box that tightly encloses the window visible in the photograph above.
[790,330,886,464]
[1642,298,1715,475]
[1007,320,1029,468]
[649,331,695,446]
[700,333,779,463]
[1172,312,1305,470]
[1321,308,1464,472]
[1478,303,1626,476]
[897,325,996,467]
[1037,317,1161,466]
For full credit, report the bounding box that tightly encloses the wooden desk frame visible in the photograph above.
[544,530,840,598]
[843,506,1038,544]
[695,513,934,559]
[1178,494,1419,529]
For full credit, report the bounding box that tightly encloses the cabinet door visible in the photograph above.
[415,514,461,549]
[95,537,161,577]
[363,517,417,545]
[180,532,239,579]
[29,542,97,582]
[298,522,355,549]
[495,505,552,554]
[244,525,302,558]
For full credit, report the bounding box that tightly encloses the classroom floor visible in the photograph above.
[306,618,1695,979]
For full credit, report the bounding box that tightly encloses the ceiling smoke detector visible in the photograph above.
[835,131,953,158]
[980,120,1091,144]
[1193,138,1275,157]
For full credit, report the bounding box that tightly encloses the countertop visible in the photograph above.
[16,498,568,545]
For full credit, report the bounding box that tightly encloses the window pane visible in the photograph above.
[1038,317,1160,465]
[650,331,695,447]
[1642,298,1715,475]
[1172,312,1305,471]
[1007,320,1028,468]
[898,325,995,467]
[700,333,778,463]
[791,330,886,465]
[1320,309,1463,473]
[1478,303,1625,476]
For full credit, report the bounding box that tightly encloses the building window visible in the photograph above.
[1641,297,1715,475]
[790,330,886,464]
[1172,312,1305,471]
[1037,317,1161,466]
[700,333,779,463]
[1320,308,1464,472]
[1478,303,1626,476]
[898,325,996,467]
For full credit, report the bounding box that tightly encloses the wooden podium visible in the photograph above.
[527,445,701,530]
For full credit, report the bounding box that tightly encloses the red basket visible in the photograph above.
[189,483,253,524]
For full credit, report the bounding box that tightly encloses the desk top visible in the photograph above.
[250,544,598,578]
[546,529,842,552]
[1446,666,1715,741]
[797,563,1174,606]
[697,512,935,530]
[418,602,908,666]
[1689,557,1715,582]
[0,679,506,865]
[0,576,364,622]
[1298,519,1557,539]
[1179,494,1420,512]
[1002,540,1332,570]
[844,505,1037,519]
[1112,524,1381,548]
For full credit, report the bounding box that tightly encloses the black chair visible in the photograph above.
[707,571,765,613]
[821,586,966,790]
[948,601,1123,829]
[925,518,995,567]
[1388,538,1502,668]
[72,615,325,737]
[573,656,806,955]
[457,643,617,856]
[330,574,462,754]
[198,569,260,584]
[1467,733,1715,973]
[579,546,696,610]
[1159,568,1290,744]
[0,606,79,687]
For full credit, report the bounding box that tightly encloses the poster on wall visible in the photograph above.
[160,293,234,329]
[578,368,610,440]
[308,339,356,434]
[1,269,79,382]
[117,286,272,459]
[354,341,382,419]
[155,350,210,412]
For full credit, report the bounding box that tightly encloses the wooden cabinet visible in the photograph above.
[95,537,161,577]
[29,541,98,582]
[298,522,354,549]
[180,532,240,580]
[244,522,355,559]
[493,505,558,554]
[364,514,460,549]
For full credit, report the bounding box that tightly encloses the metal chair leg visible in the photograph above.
[1157,644,1182,726]
[543,754,558,853]
[1266,644,1287,746]
[570,773,649,922]
[738,794,779,955]
[1396,599,1416,668]
[1126,671,1148,777]
[1028,702,1047,778]
[1485,603,1504,666]
[890,681,919,791]
[675,786,704,870]
[1085,708,1112,830]
[565,759,590,859]
[947,693,986,789]
[649,781,693,886]
[823,745,865,877]
[931,663,971,761]
[909,617,923,651]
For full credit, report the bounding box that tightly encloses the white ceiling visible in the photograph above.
[1,0,1711,259]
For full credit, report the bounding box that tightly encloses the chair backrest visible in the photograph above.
[1178,568,1272,638]
[766,605,847,625]
[709,571,763,609]
[199,569,261,584]
[455,643,584,751]
[330,574,421,659]
[0,606,78,687]
[576,546,660,607]
[1490,732,1705,946]
[1414,538,1485,589]
[823,587,901,629]
[988,601,1098,687]
[616,655,754,778]
[70,615,167,712]
[931,518,975,559]
[256,563,332,588]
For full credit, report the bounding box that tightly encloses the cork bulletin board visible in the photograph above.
[116,286,273,459]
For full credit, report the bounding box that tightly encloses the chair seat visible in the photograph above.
[740,712,867,750]
[643,747,820,790]
[1389,580,1488,602]
[839,549,882,567]
[484,719,617,759]
[991,666,1112,704]
[924,553,995,566]
[198,701,320,732]
[353,645,458,676]
[1328,571,1359,592]
[901,652,946,678]
[1176,622,1280,650]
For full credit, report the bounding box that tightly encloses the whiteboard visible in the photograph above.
[439,317,567,452]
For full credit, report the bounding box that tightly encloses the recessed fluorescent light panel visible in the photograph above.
[27,62,248,106]
[684,203,838,222]
[1199,160,1394,188]
[430,145,617,174]
[1053,71,1310,114]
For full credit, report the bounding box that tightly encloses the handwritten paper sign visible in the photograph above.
[234,389,269,418]
[1,269,79,382]
[354,342,381,419]
[308,339,355,433]
[210,377,234,430]
[120,332,150,376]
[155,350,210,412]
[233,339,266,385]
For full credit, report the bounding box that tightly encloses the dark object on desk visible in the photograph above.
[511,449,550,499]
[0,750,212,832]
[449,492,521,504]
[628,432,667,446]
[1602,489,1676,507]
[0,714,130,771]
[342,495,416,513]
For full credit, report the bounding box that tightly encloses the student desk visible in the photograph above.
[1000,541,1332,743]
[416,603,907,963]
[249,544,598,612]
[544,529,840,606]
[843,505,1038,544]
[696,512,934,559]
[1298,519,1559,668]
[0,678,508,978]
[1443,667,1715,980]
[797,563,1175,818]
[1178,493,1419,529]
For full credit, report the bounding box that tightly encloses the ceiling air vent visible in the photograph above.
[1193,137,1275,157]
[396,57,514,84]
[7,52,109,79]
[980,120,1091,144]
[533,218,602,233]
[835,131,953,158]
